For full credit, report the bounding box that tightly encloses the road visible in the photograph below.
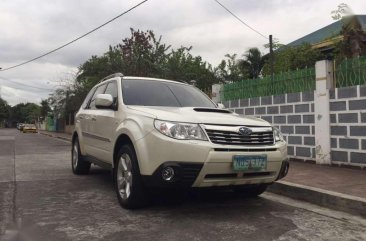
[0,128,365,241]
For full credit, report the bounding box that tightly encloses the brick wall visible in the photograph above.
[330,85,366,166]
[223,85,366,168]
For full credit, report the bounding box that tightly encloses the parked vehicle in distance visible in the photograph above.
[22,124,37,133]
[72,73,289,209]
[17,123,25,131]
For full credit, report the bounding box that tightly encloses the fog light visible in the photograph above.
[162,166,175,181]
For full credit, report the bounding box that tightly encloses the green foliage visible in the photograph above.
[242,48,265,79]
[55,28,220,113]
[9,102,41,123]
[0,98,10,123]
[163,47,216,89]
[215,54,247,83]
[262,43,323,75]
[330,4,366,60]
[215,48,265,82]
[40,99,51,118]
[263,38,284,51]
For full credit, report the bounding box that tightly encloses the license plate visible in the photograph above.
[233,155,267,171]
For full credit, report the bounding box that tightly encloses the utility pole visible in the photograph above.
[0,68,2,99]
[269,35,274,92]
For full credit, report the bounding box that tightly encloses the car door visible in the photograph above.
[82,84,107,158]
[91,80,119,163]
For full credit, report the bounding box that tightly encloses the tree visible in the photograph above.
[330,4,366,59]
[164,47,217,89]
[40,99,51,118]
[48,88,68,118]
[262,43,323,75]
[215,54,248,82]
[242,48,264,79]
[118,28,171,77]
[9,102,41,123]
[0,98,10,124]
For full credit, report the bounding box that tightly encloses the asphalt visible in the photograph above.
[0,128,365,241]
[39,130,366,217]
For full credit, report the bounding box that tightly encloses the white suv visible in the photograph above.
[72,73,289,209]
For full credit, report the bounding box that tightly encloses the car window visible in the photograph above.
[104,81,118,108]
[82,87,96,109]
[88,84,107,109]
[122,79,216,108]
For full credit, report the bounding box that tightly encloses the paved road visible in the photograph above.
[0,128,365,241]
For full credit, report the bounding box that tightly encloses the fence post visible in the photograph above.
[211,84,223,104]
[314,60,334,164]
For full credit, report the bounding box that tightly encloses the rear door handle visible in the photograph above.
[91,117,97,121]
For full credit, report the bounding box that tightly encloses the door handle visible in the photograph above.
[91,117,97,121]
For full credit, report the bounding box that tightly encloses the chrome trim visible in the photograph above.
[82,132,111,143]
[202,124,272,133]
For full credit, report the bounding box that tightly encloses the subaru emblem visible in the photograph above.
[238,127,252,135]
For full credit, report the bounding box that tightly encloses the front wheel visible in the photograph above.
[114,145,148,209]
[71,138,91,175]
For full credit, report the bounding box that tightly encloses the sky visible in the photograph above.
[0,0,365,106]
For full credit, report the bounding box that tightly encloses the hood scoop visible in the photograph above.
[193,108,232,113]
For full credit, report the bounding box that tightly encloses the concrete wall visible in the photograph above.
[223,85,366,168]
[329,85,366,166]
[223,91,316,162]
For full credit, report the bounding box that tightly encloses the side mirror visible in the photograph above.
[217,103,225,109]
[95,94,114,109]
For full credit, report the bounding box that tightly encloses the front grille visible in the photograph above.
[205,128,274,146]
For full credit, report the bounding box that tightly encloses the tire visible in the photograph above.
[71,138,91,175]
[114,145,148,209]
[233,184,268,197]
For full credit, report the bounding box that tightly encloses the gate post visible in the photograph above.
[314,60,334,164]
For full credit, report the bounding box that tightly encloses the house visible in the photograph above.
[286,15,366,57]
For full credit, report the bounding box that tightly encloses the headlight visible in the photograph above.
[154,120,207,141]
[273,127,285,142]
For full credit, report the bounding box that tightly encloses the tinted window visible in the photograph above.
[82,87,96,109]
[122,79,215,108]
[104,81,118,109]
[88,84,106,109]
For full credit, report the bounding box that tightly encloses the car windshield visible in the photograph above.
[122,79,216,108]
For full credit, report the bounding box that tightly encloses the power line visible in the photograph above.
[213,0,268,40]
[0,0,148,72]
[0,76,54,91]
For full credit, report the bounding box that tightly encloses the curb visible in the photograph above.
[267,181,366,218]
[39,132,71,142]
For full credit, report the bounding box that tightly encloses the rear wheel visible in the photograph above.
[71,138,91,175]
[114,145,148,209]
[234,184,268,197]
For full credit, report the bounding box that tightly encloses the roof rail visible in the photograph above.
[99,73,124,83]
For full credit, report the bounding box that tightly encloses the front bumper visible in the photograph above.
[136,129,288,188]
[23,129,37,133]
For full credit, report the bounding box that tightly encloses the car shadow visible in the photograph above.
[87,165,269,210]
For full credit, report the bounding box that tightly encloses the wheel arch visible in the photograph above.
[72,131,78,144]
[113,134,135,167]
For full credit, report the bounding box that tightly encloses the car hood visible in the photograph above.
[127,106,271,126]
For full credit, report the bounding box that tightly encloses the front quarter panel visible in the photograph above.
[114,114,155,163]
